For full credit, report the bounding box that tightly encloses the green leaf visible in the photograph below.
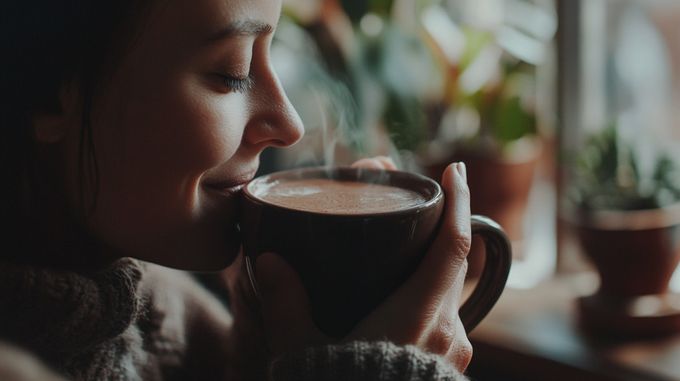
[491,96,536,143]
[569,126,680,210]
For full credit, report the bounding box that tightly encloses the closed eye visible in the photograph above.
[216,73,254,93]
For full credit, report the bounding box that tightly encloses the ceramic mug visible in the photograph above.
[240,166,511,338]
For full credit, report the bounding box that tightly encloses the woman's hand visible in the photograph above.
[227,157,472,372]
[348,161,473,370]
[349,156,398,170]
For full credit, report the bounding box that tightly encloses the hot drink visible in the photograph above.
[255,178,427,214]
[240,166,511,338]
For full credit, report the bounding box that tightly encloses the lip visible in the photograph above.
[203,171,257,195]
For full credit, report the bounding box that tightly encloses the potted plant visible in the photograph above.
[566,126,680,337]
[414,3,557,276]
[417,47,544,245]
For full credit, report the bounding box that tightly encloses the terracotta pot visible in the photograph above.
[570,204,680,337]
[574,204,680,298]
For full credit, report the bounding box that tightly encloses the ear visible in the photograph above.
[32,84,80,144]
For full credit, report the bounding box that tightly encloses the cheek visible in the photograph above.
[108,75,247,170]
[142,85,246,170]
[172,84,246,160]
[87,80,248,259]
[100,81,247,196]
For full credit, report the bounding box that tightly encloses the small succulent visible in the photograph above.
[569,127,680,211]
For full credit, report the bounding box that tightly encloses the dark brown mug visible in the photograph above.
[240,166,511,338]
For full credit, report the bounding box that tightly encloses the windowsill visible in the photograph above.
[467,272,680,381]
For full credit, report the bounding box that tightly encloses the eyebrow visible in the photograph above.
[205,20,274,43]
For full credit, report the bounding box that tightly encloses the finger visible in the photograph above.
[255,253,326,353]
[422,259,468,354]
[375,156,397,170]
[351,158,385,170]
[445,318,472,372]
[423,314,456,356]
[408,162,472,303]
[350,163,471,342]
[449,257,468,308]
[350,156,397,170]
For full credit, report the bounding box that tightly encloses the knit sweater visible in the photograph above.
[0,258,467,381]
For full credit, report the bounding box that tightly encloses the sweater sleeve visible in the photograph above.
[269,341,469,381]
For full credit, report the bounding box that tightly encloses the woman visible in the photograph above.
[0,0,473,379]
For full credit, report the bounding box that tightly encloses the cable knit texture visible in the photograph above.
[0,258,142,360]
[0,259,467,381]
[0,259,186,380]
[270,341,468,381]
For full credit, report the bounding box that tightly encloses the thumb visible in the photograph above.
[401,163,471,305]
[255,253,325,353]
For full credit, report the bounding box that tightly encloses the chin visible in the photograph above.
[179,227,243,272]
[132,225,242,272]
[178,212,244,271]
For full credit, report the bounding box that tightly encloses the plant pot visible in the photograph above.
[419,140,542,277]
[570,203,680,337]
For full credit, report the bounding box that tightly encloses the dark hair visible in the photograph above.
[1,2,151,252]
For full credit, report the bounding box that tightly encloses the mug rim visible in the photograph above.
[242,166,443,218]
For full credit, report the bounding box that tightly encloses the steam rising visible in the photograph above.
[272,17,414,172]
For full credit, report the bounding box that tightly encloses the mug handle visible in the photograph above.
[460,215,512,333]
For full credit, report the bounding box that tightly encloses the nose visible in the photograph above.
[243,65,304,149]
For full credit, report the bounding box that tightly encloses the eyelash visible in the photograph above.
[219,74,254,93]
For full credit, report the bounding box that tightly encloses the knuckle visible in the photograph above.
[452,229,472,259]
[447,322,473,371]
[427,332,453,355]
[460,337,473,369]
[447,336,472,371]
[439,222,471,261]
[426,317,456,355]
[458,259,469,278]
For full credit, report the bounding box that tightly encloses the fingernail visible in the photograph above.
[457,162,467,182]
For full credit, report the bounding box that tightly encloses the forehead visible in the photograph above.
[144,0,281,50]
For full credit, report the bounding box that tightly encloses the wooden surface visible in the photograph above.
[467,273,680,381]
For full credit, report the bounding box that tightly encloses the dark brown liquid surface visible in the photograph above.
[255,178,427,214]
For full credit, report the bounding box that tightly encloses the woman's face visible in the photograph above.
[63,0,303,270]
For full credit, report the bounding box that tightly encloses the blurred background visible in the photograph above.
[258,0,680,379]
